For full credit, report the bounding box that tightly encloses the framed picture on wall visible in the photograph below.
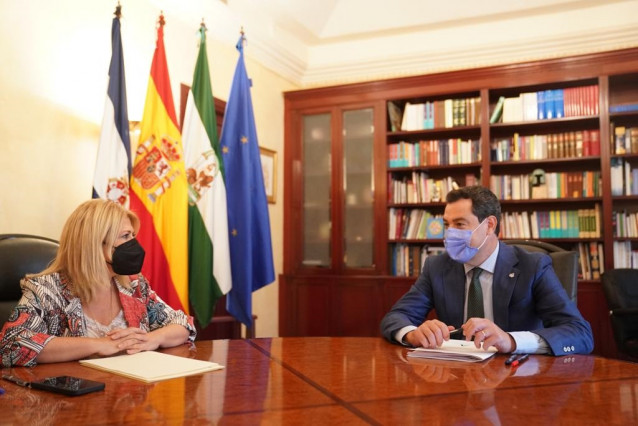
[259,146,277,204]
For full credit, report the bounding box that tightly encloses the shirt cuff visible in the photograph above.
[395,325,417,345]
[510,331,550,354]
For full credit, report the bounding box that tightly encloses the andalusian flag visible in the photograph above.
[129,14,189,312]
[220,35,275,327]
[182,24,232,327]
[93,5,131,206]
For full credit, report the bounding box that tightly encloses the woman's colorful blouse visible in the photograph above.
[0,272,196,367]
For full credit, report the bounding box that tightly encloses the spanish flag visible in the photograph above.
[129,14,188,312]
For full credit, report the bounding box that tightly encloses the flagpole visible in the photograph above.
[239,27,246,48]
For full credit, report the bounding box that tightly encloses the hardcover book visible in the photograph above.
[426,217,444,239]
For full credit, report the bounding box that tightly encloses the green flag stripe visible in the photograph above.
[188,205,223,327]
[191,33,224,178]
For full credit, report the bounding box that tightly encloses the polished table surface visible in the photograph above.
[1,337,638,425]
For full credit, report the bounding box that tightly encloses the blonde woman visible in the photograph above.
[0,199,196,367]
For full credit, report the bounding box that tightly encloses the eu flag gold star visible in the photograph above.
[240,136,248,144]
[232,229,238,237]
[222,146,229,154]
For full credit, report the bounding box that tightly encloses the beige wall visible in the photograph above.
[0,0,297,337]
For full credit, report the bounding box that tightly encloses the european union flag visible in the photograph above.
[220,35,275,327]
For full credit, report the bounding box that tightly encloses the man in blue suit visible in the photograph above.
[381,185,593,355]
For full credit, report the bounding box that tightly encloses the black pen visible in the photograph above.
[505,354,518,365]
[2,375,31,388]
[510,354,530,368]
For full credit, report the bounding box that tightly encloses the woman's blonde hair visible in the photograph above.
[38,199,140,303]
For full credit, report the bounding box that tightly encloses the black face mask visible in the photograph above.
[110,238,145,275]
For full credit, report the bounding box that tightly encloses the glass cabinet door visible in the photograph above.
[342,108,375,268]
[302,113,332,267]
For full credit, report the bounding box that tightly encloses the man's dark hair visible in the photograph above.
[446,185,501,234]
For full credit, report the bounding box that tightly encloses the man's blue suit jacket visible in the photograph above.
[380,242,594,355]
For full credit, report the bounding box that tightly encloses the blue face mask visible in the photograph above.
[444,219,488,264]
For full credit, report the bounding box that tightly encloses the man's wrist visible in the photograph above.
[402,331,411,346]
[395,325,417,346]
[508,333,517,353]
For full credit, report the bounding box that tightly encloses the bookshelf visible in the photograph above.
[609,72,638,269]
[281,47,638,357]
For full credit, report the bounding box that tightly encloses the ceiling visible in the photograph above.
[165,0,638,87]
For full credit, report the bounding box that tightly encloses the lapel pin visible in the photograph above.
[509,272,515,278]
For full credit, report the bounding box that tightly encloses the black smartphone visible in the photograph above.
[30,376,105,396]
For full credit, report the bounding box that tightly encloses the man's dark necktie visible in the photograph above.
[467,267,484,319]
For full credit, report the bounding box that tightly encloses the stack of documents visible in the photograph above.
[407,339,497,363]
[80,351,224,383]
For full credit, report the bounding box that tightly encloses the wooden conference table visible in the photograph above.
[1,337,638,425]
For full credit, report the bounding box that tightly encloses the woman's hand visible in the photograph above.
[101,327,159,355]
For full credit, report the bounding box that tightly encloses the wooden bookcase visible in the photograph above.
[280,48,638,358]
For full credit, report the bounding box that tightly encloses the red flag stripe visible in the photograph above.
[150,24,178,129]
[129,191,184,311]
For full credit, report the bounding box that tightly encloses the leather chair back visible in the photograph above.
[601,269,638,361]
[0,234,59,325]
[506,239,579,304]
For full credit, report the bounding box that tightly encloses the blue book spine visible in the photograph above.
[610,103,638,113]
[545,90,555,119]
[537,91,546,120]
[554,89,564,118]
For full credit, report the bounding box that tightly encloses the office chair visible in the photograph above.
[601,269,638,362]
[0,234,59,326]
[506,239,579,304]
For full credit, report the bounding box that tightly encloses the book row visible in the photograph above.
[610,158,638,196]
[577,242,604,281]
[613,210,638,238]
[490,170,601,200]
[388,174,478,205]
[389,244,446,277]
[490,130,601,162]
[489,85,599,124]
[388,241,603,279]
[612,125,638,155]
[499,208,601,240]
[390,97,482,131]
[613,241,638,269]
[387,139,481,168]
[388,207,601,241]
[388,209,444,240]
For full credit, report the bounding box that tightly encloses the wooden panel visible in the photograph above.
[577,280,617,358]
[334,279,382,336]
[382,277,413,313]
[295,278,332,336]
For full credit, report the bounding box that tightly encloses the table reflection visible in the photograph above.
[3,337,634,425]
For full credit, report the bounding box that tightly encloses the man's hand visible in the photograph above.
[461,318,516,353]
[405,320,456,348]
